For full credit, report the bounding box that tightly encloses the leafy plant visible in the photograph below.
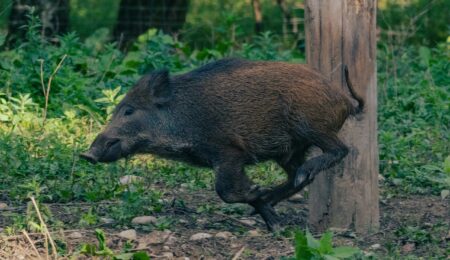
[79,229,150,259]
[284,230,361,260]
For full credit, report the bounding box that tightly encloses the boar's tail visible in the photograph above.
[344,65,365,114]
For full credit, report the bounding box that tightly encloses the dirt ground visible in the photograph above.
[1,188,449,259]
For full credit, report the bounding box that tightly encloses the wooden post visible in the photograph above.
[305,0,379,234]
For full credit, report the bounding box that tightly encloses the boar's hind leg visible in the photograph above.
[256,147,308,207]
[214,149,281,231]
[294,133,349,188]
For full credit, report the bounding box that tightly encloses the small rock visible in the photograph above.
[328,227,348,234]
[401,243,415,253]
[162,252,174,258]
[190,232,212,241]
[118,229,137,240]
[230,243,242,248]
[178,219,188,224]
[180,183,189,188]
[287,193,303,202]
[165,235,178,245]
[196,218,207,224]
[239,218,256,226]
[370,243,381,250]
[132,216,157,225]
[100,217,115,224]
[441,189,449,200]
[248,230,260,237]
[0,202,8,210]
[119,175,144,185]
[142,230,171,245]
[215,231,233,239]
[175,258,190,260]
[68,232,83,239]
[163,246,170,251]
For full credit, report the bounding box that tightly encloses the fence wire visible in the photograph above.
[0,0,305,47]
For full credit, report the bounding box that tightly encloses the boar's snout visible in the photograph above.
[80,151,98,164]
[80,134,122,164]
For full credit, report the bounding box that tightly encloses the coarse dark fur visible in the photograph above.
[81,58,364,231]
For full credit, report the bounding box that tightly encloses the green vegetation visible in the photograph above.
[0,2,448,258]
[378,43,450,194]
[284,230,361,260]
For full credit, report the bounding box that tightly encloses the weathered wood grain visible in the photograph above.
[305,0,379,234]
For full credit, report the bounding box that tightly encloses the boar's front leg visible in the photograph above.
[213,148,281,231]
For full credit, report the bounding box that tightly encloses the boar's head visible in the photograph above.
[80,70,173,163]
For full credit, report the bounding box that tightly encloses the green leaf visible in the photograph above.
[306,230,320,249]
[95,229,107,250]
[80,243,97,255]
[331,246,360,258]
[418,46,431,66]
[132,251,151,260]
[319,232,333,254]
[294,230,314,260]
[114,251,151,260]
[324,255,340,260]
[443,156,450,174]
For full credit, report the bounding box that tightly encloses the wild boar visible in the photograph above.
[81,58,364,231]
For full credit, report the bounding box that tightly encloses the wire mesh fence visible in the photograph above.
[0,0,305,48]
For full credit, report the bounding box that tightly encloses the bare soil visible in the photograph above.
[1,188,449,259]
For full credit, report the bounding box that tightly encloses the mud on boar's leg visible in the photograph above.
[213,149,280,231]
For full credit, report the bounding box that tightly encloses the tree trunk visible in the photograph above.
[113,0,189,49]
[305,0,379,234]
[251,0,263,34]
[7,0,69,45]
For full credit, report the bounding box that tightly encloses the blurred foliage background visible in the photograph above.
[0,0,447,47]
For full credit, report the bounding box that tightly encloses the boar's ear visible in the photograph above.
[147,69,172,104]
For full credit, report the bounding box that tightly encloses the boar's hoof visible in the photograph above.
[251,200,281,232]
[294,168,313,188]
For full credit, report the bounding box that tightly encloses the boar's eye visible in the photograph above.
[124,107,134,116]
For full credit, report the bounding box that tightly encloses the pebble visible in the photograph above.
[132,216,157,225]
[287,193,303,202]
[178,219,189,224]
[163,246,170,251]
[118,229,137,240]
[162,252,174,258]
[0,202,8,210]
[369,243,381,250]
[215,231,233,239]
[165,235,178,245]
[100,217,115,224]
[401,243,415,253]
[196,218,207,224]
[239,218,256,226]
[248,230,260,237]
[189,232,212,241]
[145,230,172,245]
[119,175,144,185]
[68,231,83,239]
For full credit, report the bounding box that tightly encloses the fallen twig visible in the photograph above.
[232,246,246,260]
